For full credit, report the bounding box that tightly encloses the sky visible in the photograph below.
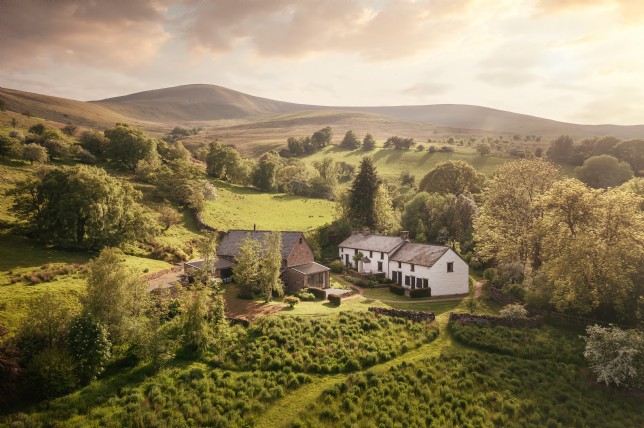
[1,0,643,125]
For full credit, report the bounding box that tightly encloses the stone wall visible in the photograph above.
[449,312,544,328]
[368,307,436,322]
[286,236,315,267]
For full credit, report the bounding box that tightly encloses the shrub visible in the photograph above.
[306,287,327,300]
[389,285,405,296]
[296,291,316,301]
[328,294,341,306]
[499,304,528,318]
[583,324,644,389]
[67,314,111,384]
[284,296,300,308]
[26,348,78,399]
[483,268,498,282]
[409,288,431,298]
[329,260,344,273]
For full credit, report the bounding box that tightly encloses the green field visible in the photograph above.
[201,180,336,232]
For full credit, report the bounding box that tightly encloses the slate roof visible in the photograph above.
[288,262,330,275]
[390,243,449,268]
[217,230,304,261]
[339,233,405,253]
[184,258,235,270]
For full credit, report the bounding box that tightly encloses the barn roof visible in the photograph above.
[339,233,405,253]
[288,262,330,275]
[217,230,304,260]
[390,243,449,268]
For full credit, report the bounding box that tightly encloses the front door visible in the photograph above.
[345,254,350,267]
[410,276,416,289]
[398,271,402,285]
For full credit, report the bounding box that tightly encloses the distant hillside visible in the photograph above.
[2,84,644,139]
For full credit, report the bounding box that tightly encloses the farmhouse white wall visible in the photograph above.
[339,247,389,274]
[388,249,468,296]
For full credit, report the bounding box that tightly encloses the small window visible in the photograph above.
[355,249,358,255]
[416,278,422,287]
[377,261,383,272]
[380,252,384,260]
[299,237,303,244]
[411,264,415,272]
[405,276,410,286]
[369,250,373,257]
[423,278,428,288]
[398,262,401,268]
[339,247,343,252]
[392,271,397,282]
[447,262,454,273]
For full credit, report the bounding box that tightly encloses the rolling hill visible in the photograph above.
[2,84,644,140]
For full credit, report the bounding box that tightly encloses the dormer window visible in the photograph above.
[410,264,415,272]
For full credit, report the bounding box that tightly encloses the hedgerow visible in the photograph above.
[7,366,310,427]
[222,312,438,373]
[294,352,643,427]
[449,322,585,364]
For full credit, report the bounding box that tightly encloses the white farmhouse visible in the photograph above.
[338,230,469,296]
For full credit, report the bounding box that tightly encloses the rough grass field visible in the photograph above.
[201,180,336,232]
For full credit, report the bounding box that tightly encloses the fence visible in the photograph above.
[368,307,435,322]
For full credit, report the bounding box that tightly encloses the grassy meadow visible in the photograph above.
[201,180,336,232]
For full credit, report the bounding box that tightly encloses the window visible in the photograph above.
[447,262,454,273]
[392,271,397,282]
[411,264,415,272]
[405,276,410,286]
[398,262,401,268]
[380,252,384,260]
[423,279,429,288]
[339,247,343,252]
[377,261,383,272]
[299,237,303,244]
[355,249,358,255]
[369,251,373,257]
[416,278,422,288]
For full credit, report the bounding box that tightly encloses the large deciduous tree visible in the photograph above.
[418,160,485,195]
[575,155,633,189]
[10,165,155,249]
[233,235,262,299]
[474,158,559,272]
[104,123,159,170]
[252,151,281,192]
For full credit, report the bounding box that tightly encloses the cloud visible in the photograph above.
[0,0,171,71]
[534,0,644,23]
[175,0,477,61]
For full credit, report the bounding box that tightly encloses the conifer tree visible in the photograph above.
[347,157,381,229]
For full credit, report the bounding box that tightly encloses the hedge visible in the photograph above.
[389,285,405,296]
[409,288,431,298]
[328,294,341,306]
[306,287,327,300]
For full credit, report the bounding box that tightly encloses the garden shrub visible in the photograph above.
[499,303,528,318]
[409,288,431,298]
[329,260,344,273]
[389,285,405,296]
[25,348,78,399]
[284,296,300,308]
[306,287,326,300]
[328,294,341,306]
[296,291,316,301]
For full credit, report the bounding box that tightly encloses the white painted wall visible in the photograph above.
[388,249,469,296]
[339,246,388,274]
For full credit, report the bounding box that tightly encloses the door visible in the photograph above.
[398,271,403,285]
[410,276,416,289]
[345,254,350,267]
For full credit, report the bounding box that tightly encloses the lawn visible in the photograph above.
[201,180,336,232]
[361,287,411,301]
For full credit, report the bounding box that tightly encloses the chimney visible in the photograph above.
[253,223,256,231]
[400,231,409,241]
[352,228,359,235]
[362,228,370,235]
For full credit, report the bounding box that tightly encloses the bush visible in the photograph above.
[499,304,528,318]
[503,283,526,300]
[483,268,498,282]
[409,288,431,298]
[328,294,341,306]
[583,324,644,389]
[389,285,405,296]
[296,291,316,301]
[329,260,344,274]
[284,296,300,308]
[67,314,111,384]
[306,287,327,300]
[26,348,78,399]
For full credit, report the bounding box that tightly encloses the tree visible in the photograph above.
[611,139,644,175]
[252,151,281,192]
[158,140,191,163]
[287,137,304,156]
[418,160,485,195]
[340,130,361,150]
[10,117,17,128]
[61,123,77,137]
[0,134,20,159]
[372,185,397,233]
[181,287,214,355]
[583,325,643,389]
[233,235,262,299]
[311,127,333,150]
[79,130,108,157]
[0,98,5,111]
[401,192,451,242]
[158,205,182,231]
[66,313,111,384]
[537,180,644,321]
[26,347,78,399]
[104,123,159,170]
[575,155,633,189]
[474,158,560,272]
[10,165,156,250]
[346,157,381,229]
[257,231,284,302]
[28,123,46,135]
[84,248,150,344]
[546,135,574,163]
[22,143,48,164]
[476,143,491,156]
[39,130,70,160]
[362,133,376,151]
[399,171,415,187]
